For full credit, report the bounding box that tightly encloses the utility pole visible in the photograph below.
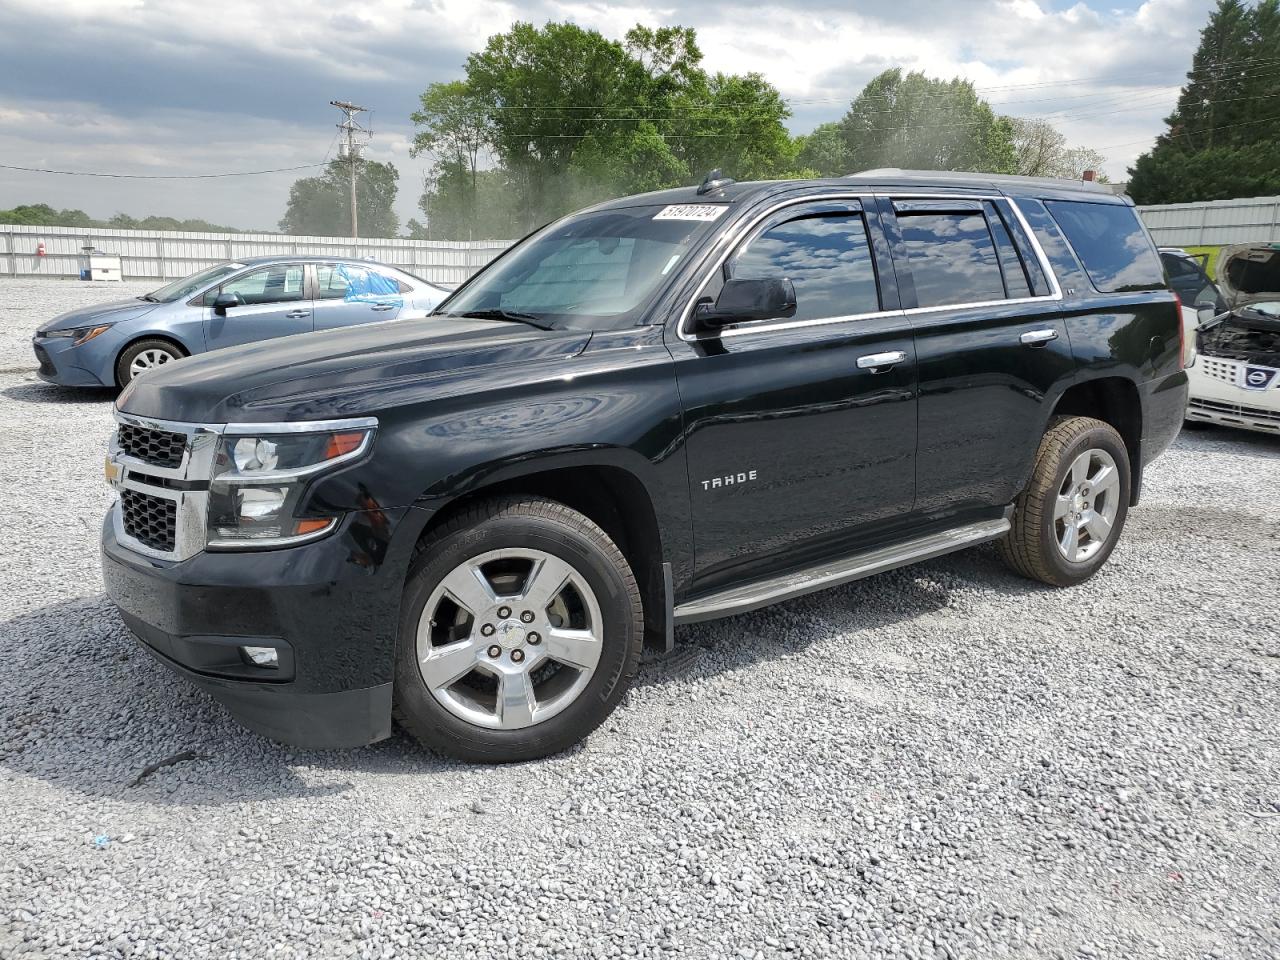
[330,100,370,239]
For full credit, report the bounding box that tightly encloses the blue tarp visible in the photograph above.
[336,264,402,304]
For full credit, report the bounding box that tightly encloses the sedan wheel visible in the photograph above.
[129,348,178,378]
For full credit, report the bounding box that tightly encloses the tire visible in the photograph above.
[393,496,644,763]
[115,338,186,387]
[998,416,1131,588]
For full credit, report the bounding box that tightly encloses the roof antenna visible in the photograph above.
[697,169,736,196]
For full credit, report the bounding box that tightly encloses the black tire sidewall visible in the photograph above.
[394,510,638,761]
[115,339,182,387]
[1036,424,1131,584]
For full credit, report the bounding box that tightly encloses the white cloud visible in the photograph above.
[0,0,1218,229]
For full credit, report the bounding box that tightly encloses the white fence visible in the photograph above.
[6,198,1278,285]
[0,224,511,287]
[1137,195,1280,248]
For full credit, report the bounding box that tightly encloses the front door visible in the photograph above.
[203,263,312,350]
[883,197,1074,513]
[669,197,919,595]
[311,263,405,331]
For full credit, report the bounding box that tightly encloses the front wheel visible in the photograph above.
[393,497,643,762]
[998,416,1131,587]
[115,338,185,387]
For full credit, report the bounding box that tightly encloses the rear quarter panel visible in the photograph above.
[1019,198,1188,470]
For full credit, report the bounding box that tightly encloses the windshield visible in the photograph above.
[145,262,245,303]
[438,203,726,330]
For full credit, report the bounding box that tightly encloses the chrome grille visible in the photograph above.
[120,489,178,552]
[118,423,186,468]
[1197,356,1239,385]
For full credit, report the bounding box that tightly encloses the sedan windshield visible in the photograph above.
[144,262,245,303]
[438,204,726,330]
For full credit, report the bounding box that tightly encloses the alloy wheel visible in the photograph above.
[1053,447,1121,563]
[415,548,604,730]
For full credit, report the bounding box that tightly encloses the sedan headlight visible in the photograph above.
[206,422,374,548]
[44,323,114,345]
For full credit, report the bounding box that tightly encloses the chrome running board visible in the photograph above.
[673,516,1011,624]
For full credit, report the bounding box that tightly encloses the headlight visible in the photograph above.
[206,422,374,549]
[44,323,114,345]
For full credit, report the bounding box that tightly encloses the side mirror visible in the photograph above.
[1194,301,1218,324]
[694,277,797,331]
[212,292,241,316]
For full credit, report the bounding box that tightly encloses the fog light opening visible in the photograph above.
[240,645,279,669]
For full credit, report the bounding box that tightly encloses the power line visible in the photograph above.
[0,161,326,179]
[1097,111,1280,151]
[475,56,1280,115]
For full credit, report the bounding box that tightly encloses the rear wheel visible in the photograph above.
[115,338,186,387]
[393,497,643,762]
[998,416,1131,587]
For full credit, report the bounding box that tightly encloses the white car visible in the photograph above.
[1181,243,1280,436]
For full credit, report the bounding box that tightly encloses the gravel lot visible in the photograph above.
[1,276,1278,960]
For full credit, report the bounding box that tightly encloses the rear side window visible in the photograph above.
[729,213,880,322]
[898,212,1007,308]
[1045,200,1164,293]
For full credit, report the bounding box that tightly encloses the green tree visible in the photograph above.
[279,159,400,237]
[417,160,520,240]
[840,69,1017,174]
[410,21,799,236]
[1128,0,1280,203]
[795,122,851,177]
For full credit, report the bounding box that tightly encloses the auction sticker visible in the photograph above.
[654,204,729,222]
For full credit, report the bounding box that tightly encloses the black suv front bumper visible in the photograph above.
[101,505,422,749]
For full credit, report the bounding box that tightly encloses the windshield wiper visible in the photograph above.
[452,309,555,331]
[139,295,159,302]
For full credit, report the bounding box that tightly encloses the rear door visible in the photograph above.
[669,196,919,594]
[311,263,406,331]
[883,196,1073,513]
[203,263,312,350]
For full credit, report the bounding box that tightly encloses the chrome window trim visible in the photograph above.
[676,192,1062,342]
[107,412,378,561]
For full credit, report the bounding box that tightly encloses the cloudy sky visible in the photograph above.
[0,0,1215,232]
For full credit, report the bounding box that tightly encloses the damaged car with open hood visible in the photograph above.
[1186,242,1280,435]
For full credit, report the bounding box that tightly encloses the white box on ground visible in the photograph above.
[78,246,122,281]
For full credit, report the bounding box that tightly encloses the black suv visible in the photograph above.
[102,170,1188,762]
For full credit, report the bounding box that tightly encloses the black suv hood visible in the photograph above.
[118,317,592,424]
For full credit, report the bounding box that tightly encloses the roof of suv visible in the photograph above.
[589,169,1126,213]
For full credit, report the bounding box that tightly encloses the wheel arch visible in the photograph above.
[114,333,191,386]
[414,460,670,651]
[1049,375,1144,505]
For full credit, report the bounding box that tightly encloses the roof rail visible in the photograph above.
[846,168,1115,195]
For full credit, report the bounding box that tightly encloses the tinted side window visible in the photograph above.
[899,212,1007,308]
[219,265,305,305]
[1045,200,1164,293]
[1161,254,1197,279]
[729,214,880,322]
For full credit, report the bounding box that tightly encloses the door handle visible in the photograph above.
[286,310,311,319]
[371,304,396,312]
[857,350,907,371]
[1020,328,1058,347]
